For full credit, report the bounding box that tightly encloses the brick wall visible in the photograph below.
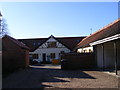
[61,53,95,69]
[2,49,29,73]
[2,36,29,73]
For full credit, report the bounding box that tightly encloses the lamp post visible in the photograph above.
[0,12,2,36]
[0,11,2,90]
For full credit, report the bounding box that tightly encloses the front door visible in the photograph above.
[42,53,46,63]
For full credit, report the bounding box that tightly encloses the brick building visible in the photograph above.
[2,35,29,73]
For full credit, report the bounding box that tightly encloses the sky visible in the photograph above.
[0,1,119,39]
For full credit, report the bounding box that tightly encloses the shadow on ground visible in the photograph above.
[2,65,96,89]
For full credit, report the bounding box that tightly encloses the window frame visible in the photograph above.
[47,42,57,48]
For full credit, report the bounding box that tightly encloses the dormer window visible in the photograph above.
[33,42,36,45]
[38,42,40,45]
[77,40,80,42]
[47,42,56,48]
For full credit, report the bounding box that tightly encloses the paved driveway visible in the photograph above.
[3,64,118,89]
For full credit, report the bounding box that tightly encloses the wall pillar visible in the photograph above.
[93,45,97,68]
[114,40,117,75]
[101,44,105,70]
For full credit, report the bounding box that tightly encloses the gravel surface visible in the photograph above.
[3,64,118,88]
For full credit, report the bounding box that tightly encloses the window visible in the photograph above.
[89,49,92,53]
[33,54,38,59]
[77,40,80,42]
[84,50,87,53]
[50,53,55,59]
[38,42,41,45]
[47,42,56,48]
[60,51,65,54]
[33,42,36,46]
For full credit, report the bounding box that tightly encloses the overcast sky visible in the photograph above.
[0,1,118,39]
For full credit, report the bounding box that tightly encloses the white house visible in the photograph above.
[76,35,94,53]
[29,35,70,63]
[19,35,85,63]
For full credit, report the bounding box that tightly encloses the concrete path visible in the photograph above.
[3,64,118,89]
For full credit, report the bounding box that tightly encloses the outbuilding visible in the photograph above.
[2,35,29,73]
[76,19,120,74]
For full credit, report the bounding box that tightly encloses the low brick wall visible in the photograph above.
[2,50,29,73]
[61,53,95,69]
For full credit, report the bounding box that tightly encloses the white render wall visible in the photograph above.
[96,44,103,68]
[104,42,114,68]
[77,46,93,53]
[96,41,115,69]
[31,47,70,62]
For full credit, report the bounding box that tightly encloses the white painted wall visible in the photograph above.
[96,44,103,68]
[96,41,115,69]
[104,42,114,68]
[31,47,70,62]
[77,46,93,53]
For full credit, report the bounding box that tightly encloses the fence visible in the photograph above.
[61,53,95,69]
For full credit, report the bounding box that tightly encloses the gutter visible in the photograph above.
[90,34,120,46]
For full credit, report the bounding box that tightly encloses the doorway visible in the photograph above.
[42,53,46,63]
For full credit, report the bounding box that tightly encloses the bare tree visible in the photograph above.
[0,12,8,37]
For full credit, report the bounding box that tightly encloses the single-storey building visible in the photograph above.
[19,35,85,63]
[2,35,29,73]
[76,19,120,74]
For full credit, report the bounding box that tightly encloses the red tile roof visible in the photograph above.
[76,19,120,49]
[18,36,85,52]
[3,35,29,50]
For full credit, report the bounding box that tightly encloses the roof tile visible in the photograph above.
[18,36,85,52]
[76,19,120,49]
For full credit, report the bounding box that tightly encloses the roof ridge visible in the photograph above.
[4,35,29,49]
[56,36,86,38]
[18,38,47,40]
[78,19,120,45]
[18,36,85,40]
[92,19,120,36]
